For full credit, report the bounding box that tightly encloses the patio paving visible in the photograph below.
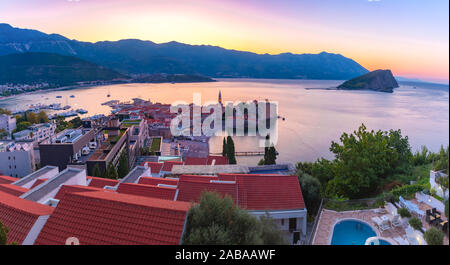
[312,209,407,245]
[411,198,449,245]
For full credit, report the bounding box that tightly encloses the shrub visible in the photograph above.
[391,183,425,198]
[298,173,322,216]
[424,228,444,245]
[408,217,422,231]
[398,208,411,218]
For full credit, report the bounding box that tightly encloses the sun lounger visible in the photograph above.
[390,214,402,227]
[372,216,390,231]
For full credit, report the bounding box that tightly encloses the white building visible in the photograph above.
[430,170,449,200]
[29,122,57,142]
[12,122,56,142]
[0,140,36,178]
[0,114,16,134]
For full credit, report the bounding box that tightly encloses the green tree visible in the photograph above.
[26,111,39,124]
[263,135,277,165]
[93,164,102,178]
[69,117,83,128]
[0,221,8,245]
[226,136,236,164]
[424,227,444,245]
[297,173,322,216]
[14,121,32,133]
[117,152,130,178]
[105,163,118,179]
[408,217,422,231]
[222,137,227,157]
[435,173,448,199]
[0,108,11,115]
[326,124,412,199]
[37,111,49,123]
[182,192,287,245]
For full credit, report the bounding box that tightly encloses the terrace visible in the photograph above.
[88,129,127,161]
[312,194,449,245]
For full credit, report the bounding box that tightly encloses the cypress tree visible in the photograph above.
[226,136,237,164]
[222,137,227,157]
[93,164,102,178]
[117,151,130,178]
[106,163,118,179]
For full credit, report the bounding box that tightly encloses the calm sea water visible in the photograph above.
[1,79,448,165]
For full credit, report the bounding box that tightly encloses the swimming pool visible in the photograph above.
[331,219,377,245]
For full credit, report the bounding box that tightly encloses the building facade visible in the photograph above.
[0,140,35,178]
[0,114,16,134]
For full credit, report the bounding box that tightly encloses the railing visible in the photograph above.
[209,151,264,156]
[322,197,378,212]
[308,198,324,245]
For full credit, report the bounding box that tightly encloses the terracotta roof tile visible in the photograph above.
[138,177,178,186]
[30,178,48,189]
[184,157,207,165]
[176,180,237,203]
[0,191,54,244]
[207,156,228,165]
[87,176,119,188]
[162,161,183,172]
[141,162,164,174]
[0,184,29,197]
[54,185,106,200]
[179,175,217,183]
[117,183,176,200]
[34,191,190,245]
[0,176,19,184]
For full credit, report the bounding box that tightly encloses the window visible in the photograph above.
[289,218,297,231]
[281,219,285,226]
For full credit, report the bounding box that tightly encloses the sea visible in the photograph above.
[1,79,448,165]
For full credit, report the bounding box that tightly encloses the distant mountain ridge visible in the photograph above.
[0,52,126,86]
[0,23,369,80]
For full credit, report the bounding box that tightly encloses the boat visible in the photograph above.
[56,96,62,98]
[70,95,75,98]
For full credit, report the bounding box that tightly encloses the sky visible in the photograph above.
[0,0,448,83]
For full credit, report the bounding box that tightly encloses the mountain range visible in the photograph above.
[0,23,369,80]
[0,52,125,86]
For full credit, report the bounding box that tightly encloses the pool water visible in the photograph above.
[331,220,377,245]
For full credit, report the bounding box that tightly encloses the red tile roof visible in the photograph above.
[207,155,228,165]
[183,174,306,211]
[0,184,29,197]
[141,162,164,174]
[0,191,54,244]
[138,177,178,186]
[30,178,48,189]
[162,161,183,172]
[176,180,237,203]
[184,157,207,165]
[117,183,176,201]
[234,174,305,211]
[87,176,119,188]
[0,176,19,184]
[54,185,106,200]
[35,191,190,245]
[179,175,217,183]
